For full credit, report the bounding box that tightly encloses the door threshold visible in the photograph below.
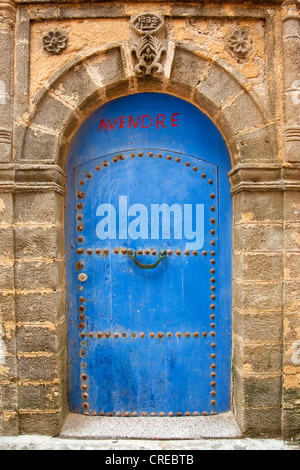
[60,412,243,440]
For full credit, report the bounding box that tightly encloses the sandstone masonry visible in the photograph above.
[0,0,299,439]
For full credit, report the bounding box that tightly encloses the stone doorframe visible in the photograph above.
[1,3,299,439]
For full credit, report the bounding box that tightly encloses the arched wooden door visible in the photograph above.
[65,93,232,417]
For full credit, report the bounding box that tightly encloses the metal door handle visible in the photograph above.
[127,249,167,270]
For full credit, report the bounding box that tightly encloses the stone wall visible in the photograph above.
[0,0,299,438]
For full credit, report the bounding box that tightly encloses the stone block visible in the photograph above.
[18,383,61,411]
[234,368,282,408]
[31,93,73,134]
[234,401,282,438]
[0,411,18,436]
[235,123,279,163]
[234,224,283,252]
[85,47,125,88]
[14,191,64,225]
[18,411,63,436]
[284,253,300,280]
[233,310,282,343]
[234,253,283,282]
[0,383,18,411]
[284,281,300,313]
[17,354,59,382]
[15,289,65,324]
[196,62,242,110]
[51,63,100,111]
[284,223,300,253]
[284,191,300,223]
[170,47,208,88]
[14,225,64,259]
[22,126,61,162]
[234,191,283,224]
[220,91,264,135]
[0,193,13,224]
[233,280,283,312]
[16,324,62,354]
[15,259,63,291]
[282,408,300,440]
[0,291,14,322]
[0,259,14,290]
[233,341,282,375]
[0,226,13,259]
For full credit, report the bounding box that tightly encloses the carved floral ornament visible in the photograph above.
[131,13,166,78]
[42,30,68,55]
[227,28,254,62]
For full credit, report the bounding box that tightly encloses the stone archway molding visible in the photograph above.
[18,40,276,185]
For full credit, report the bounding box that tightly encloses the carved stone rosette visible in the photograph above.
[42,30,68,55]
[226,28,254,63]
[131,13,166,78]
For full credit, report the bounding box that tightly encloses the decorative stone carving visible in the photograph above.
[131,13,166,77]
[226,28,254,62]
[42,31,68,55]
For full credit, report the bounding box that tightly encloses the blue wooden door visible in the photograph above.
[66,93,232,417]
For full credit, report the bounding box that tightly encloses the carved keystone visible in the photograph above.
[131,13,166,78]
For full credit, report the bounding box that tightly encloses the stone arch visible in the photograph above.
[20,42,275,171]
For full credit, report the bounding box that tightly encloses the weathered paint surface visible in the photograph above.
[65,93,232,416]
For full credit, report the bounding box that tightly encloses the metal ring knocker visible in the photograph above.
[127,249,167,270]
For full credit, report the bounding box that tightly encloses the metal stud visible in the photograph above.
[141,412,147,417]
[114,333,119,338]
[131,153,136,158]
[168,412,174,417]
[132,412,138,417]
[95,166,101,171]
[77,248,84,254]
[210,229,215,235]
[150,412,156,417]
[140,332,145,338]
[201,173,206,178]
[208,179,213,184]
[202,412,208,416]
[157,153,162,158]
[210,193,215,199]
[192,251,198,256]
[159,412,165,417]
[77,191,85,199]
[175,250,181,255]
[177,412,182,417]
[116,412,122,417]
[81,374,88,381]
[122,333,127,338]
[148,152,154,157]
[105,332,111,338]
[185,332,191,337]
[150,332,155,338]
[184,250,190,256]
[202,332,207,337]
[138,152,143,157]
[185,162,190,167]
[193,166,197,172]
[166,155,172,160]
[95,249,101,255]
[79,180,85,186]
[77,236,83,243]
[167,332,172,338]
[176,332,182,337]
[193,332,199,338]
[124,412,130,417]
[167,250,173,255]
[211,343,216,348]
[86,173,92,179]
[77,203,83,210]
[175,157,180,162]
[114,248,119,254]
[202,251,207,256]
[157,332,164,339]
[87,249,93,255]
[103,160,109,166]
[185,412,190,416]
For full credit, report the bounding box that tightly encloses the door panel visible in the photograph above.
[75,149,220,416]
